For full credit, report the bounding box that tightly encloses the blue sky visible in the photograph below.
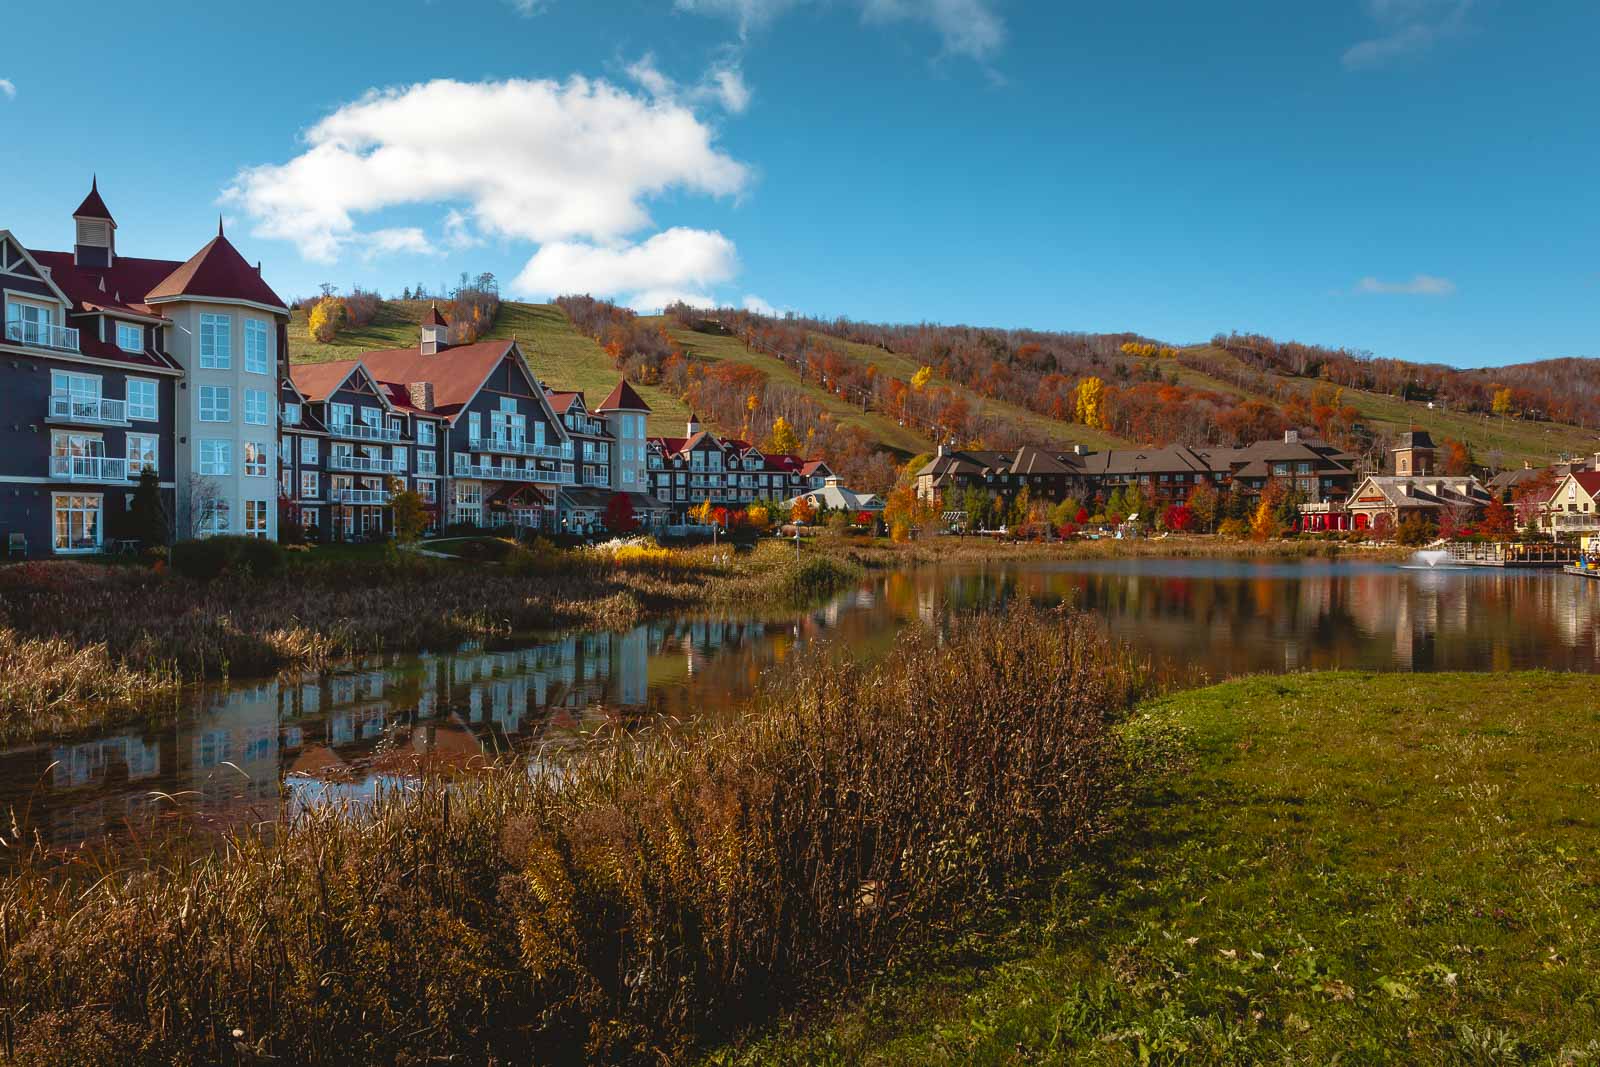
[2,0,1595,367]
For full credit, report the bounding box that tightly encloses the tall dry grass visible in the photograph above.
[0,604,1143,1065]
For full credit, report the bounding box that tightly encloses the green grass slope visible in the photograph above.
[649,320,934,458]
[288,300,695,436]
[716,670,1600,1065]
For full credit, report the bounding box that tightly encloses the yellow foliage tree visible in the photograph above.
[765,416,801,455]
[910,366,933,391]
[308,298,346,343]
[1250,499,1279,541]
[1491,387,1514,417]
[689,498,716,526]
[1074,377,1105,429]
[745,502,771,532]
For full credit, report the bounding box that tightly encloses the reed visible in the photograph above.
[0,604,1144,1065]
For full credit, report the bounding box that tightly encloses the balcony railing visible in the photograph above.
[582,474,610,487]
[328,421,402,443]
[328,453,403,474]
[48,394,128,426]
[330,488,392,505]
[468,434,567,459]
[1552,512,1600,531]
[5,318,79,352]
[50,454,128,482]
[454,459,575,485]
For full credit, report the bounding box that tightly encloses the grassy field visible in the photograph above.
[715,670,1600,1064]
[288,300,695,436]
[652,320,934,457]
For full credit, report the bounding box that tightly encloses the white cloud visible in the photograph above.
[441,209,481,251]
[506,0,549,14]
[224,76,750,264]
[513,227,740,306]
[631,289,719,313]
[626,52,751,114]
[674,0,1005,63]
[742,294,785,316]
[1355,274,1456,295]
[1343,0,1472,69]
[0,79,15,100]
[360,227,436,260]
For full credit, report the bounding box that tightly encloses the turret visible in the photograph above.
[420,304,449,354]
[686,412,702,436]
[72,176,116,269]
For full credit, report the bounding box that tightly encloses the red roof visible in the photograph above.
[423,304,447,326]
[1572,471,1600,496]
[597,379,650,412]
[801,460,831,476]
[145,233,287,310]
[27,250,183,370]
[72,178,115,223]
[288,361,363,402]
[343,340,528,422]
[546,390,582,414]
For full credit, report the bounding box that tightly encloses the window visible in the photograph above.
[392,446,408,472]
[244,441,269,477]
[282,402,301,426]
[199,439,231,476]
[329,403,352,430]
[301,436,319,464]
[199,313,232,369]
[417,450,436,475]
[51,370,101,401]
[116,323,143,353]
[301,471,319,498]
[300,507,320,533]
[244,388,270,425]
[244,500,270,538]
[359,407,382,429]
[244,320,270,374]
[468,412,482,442]
[126,378,158,421]
[417,421,435,446]
[199,500,232,536]
[53,494,103,552]
[127,433,159,475]
[198,385,231,422]
[416,479,436,504]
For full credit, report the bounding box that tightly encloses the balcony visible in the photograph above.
[328,453,403,474]
[330,488,392,505]
[50,454,128,482]
[47,394,129,426]
[5,318,79,352]
[328,421,401,443]
[581,473,611,487]
[1552,512,1600,532]
[468,434,567,460]
[454,459,574,485]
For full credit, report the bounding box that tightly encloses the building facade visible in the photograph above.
[1,182,287,556]
[645,414,832,521]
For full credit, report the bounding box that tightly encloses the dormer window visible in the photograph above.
[116,322,143,353]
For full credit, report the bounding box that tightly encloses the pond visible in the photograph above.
[7,557,1599,848]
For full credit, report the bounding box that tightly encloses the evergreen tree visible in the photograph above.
[128,469,169,547]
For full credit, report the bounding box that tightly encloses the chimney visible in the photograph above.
[1072,444,1087,456]
[1284,429,1300,444]
[407,382,434,411]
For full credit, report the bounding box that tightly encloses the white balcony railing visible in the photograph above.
[468,434,567,460]
[582,474,610,487]
[1552,512,1600,531]
[454,459,574,485]
[50,454,128,482]
[330,488,392,505]
[6,318,79,352]
[328,421,402,443]
[48,394,128,425]
[328,453,402,474]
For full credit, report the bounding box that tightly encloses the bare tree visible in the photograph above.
[186,474,227,537]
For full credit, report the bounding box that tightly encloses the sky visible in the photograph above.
[1,0,1595,367]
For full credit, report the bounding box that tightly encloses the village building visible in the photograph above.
[787,476,885,519]
[1,181,288,556]
[1333,473,1491,532]
[1545,470,1600,538]
[645,413,833,521]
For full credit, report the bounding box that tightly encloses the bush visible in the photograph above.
[170,536,286,582]
[1217,518,1249,540]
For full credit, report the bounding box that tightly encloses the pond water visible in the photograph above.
[7,557,1599,848]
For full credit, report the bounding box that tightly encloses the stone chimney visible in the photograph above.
[407,382,434,411]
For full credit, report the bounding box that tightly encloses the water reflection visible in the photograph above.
[7,559,1600,848]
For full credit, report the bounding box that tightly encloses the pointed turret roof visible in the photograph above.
[597,379,651,412]
[423,303,447,326]
[73,177,116,224]
[145,233,287,310]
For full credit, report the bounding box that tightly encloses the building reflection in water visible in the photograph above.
[7,560,1600,849]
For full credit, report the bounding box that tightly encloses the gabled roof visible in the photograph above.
[546,390,583,414]
[288,360,369,403]
[352,339,556,427]
[72,178,116,224]
[1568,471,1600,497]
[596,379,650,412]
[145,232,288,311]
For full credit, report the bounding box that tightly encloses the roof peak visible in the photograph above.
[73,177,116,225]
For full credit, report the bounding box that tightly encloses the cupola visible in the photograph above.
[420,304,449,354]
[72,176,117,269]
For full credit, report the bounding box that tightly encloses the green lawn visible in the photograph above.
[289,300,695,437]
[713,671,1600,1065]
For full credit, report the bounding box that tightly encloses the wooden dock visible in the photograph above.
[1445,542,1579,568]
[1565,564,1600,580]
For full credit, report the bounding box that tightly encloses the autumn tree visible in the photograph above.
[390,483,429,544]
[1073,377,1105,428]
[308,297,346,343]
[910,365,934,390]
[1480,496,1515,539]
[1250,499,1281,540]
[789,495,816,525]
[1491,388,1514,416]
[603,492,639,535]
[1440,437,1474,476]
[1186,480,1220,533]
[1162,504,1195,532]
[764,416,802,456]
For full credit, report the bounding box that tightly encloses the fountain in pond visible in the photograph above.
[1409,548,1452,568]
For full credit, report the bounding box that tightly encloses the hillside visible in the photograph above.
[288,300,695,436]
